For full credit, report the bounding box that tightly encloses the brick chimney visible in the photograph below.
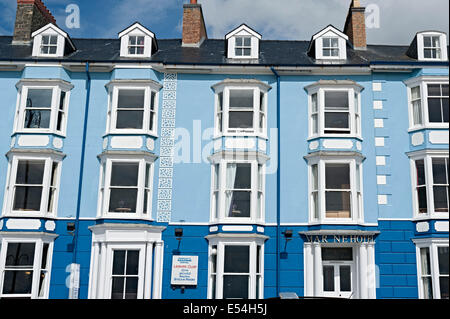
[13,0,56,44]
[182,0,207,47]
[343,0,367,50]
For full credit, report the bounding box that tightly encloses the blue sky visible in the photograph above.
[0,0,448,45]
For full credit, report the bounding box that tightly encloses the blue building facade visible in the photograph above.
[0,0,448,300]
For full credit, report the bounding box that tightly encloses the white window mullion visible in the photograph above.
[425,155,436,214]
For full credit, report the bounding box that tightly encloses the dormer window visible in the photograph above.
[235,36,252,57]
[40,35,58,55]
[308,25,348,61]
[128,36,145,55]
[31,23,75,58]
[412,32,448,62]
[119,22,157,58]
[225,24,261,60]
[322,37,339,57]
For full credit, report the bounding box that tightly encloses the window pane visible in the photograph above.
[228,111,253,129]
[231,163,251,189]
[228,191,251,217]
[5,243,35,266]
[417,187,428,213]
[411,86,421,100]
[126,251,139,275]
[224,246,249,273]
[433,158,448,184]
[125,277,138,299]
[438,247,449,275]
[111,277,124,299]
[13,186,43,211]
[235,37,242,46]
[324,92,349,110]
[322,248,353,261]
[243,48,251,56]
[423,277,433,299]
[433,186,448,212]
[223,275,248,299]
[110,163,139,186]
[439,277,449,299]
[311,164,318,190]
[229,90,253,109]
[311,93,318,113]
[109,188,138,213]
[412,100,423,125]
[340,265,352,292]
[2,271,33,295]
[325,112,349,129]
[243,37,251,46]
[112,250,126,275]
[443,98,449,123]
[118,90,145,109]
[325,191,351,218]
[49,35,57,45]
[428,85,441,96]
[325,164,350,189]
[16,161,45,185]
[442,85,449,96]
[323,266,334,292]
[25,110,51,129]
[428,98,443,123]
[420,248,431,275]
[416,160,426,185]
[27,89,52,108]
[116,110,144,129]
[424,36,432,47]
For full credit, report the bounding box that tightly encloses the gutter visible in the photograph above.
[72,62,91,271]
[270,66,281,297]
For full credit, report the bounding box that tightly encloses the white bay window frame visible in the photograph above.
[97,153,156,220]
[408,150,449,219]
[306,83,363,139]
[207,235,266,299]
[307,154,364,224]
[14,80,73,136]
[0,233,56,299]
[105,80,161,136]
[413,238,449,299]
[209,152,267,224]
[405,76,449,131]
[212,80,271,137]
[2,152,63,218]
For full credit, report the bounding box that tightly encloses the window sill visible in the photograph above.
[413,214,449,221]
[211,219,265,225]
[13,130,67,138]
[214,133,268,140]
[98,213,154,220]
[4,212,57,219]
[307,135,363,141]
[103,131,159,138]
[308,219,364,225]
[408,125,449,133]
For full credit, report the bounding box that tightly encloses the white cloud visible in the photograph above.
[199,0,449,44]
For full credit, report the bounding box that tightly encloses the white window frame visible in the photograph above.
[0,233,56,299]
[417,32,448,62]
[307,155,364,224]
[88,224,165,299]
[32,26,67,58]
[311,26,348,61]
[306,84,363,139]
[2,152,63,218]
[405,76,449,131]
[409,150,449,219]
[413,238,449,299]
[14,80,73,136]
[97,154,156,220]
[212,82,270,137]
[209,153,267,224]
[105,81,161,136]
[207,236,266,300]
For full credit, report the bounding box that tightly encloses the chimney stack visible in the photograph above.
[343,0,367,50]
[182,0,207,47]
[13,0,56,44]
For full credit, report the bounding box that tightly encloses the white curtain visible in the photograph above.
[225,163,237,217]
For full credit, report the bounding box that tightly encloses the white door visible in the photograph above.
[322,262,354,298]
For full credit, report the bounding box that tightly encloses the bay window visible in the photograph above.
[98,154,155,219]
[308,155,364,223]
[106,81,161,135]
[405,77,449,129]
[212,80,270,136]
[414,238,449,299]
[14,80,72,135]
[410,151,449,218]
[306,82,363,138]
[3,153,62,217]
[207,237,265,299]
[0,235,55,299]
[210,154,266,223]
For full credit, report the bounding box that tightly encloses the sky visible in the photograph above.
[0,0,448,45]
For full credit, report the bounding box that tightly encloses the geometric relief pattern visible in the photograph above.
[157,73,177,222]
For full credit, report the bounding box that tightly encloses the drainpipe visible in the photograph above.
[72,62,91,268]
[270,67,281,297]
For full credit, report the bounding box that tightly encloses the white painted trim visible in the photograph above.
[416,32,448,62]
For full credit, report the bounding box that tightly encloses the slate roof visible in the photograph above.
[0,36,448,66]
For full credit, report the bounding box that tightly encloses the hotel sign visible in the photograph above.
[304,234,376,244]
[171,256,199,286]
